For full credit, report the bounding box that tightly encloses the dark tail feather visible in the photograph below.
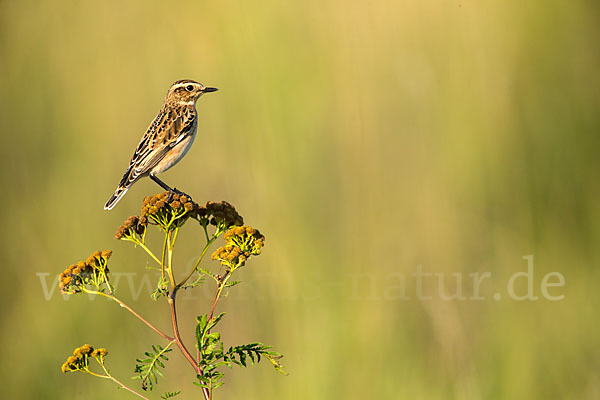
[104,186,129,210]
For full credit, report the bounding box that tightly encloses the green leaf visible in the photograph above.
[193,381,210,389]
[132,342,175,391]
[206,332,220,342]
[194,316,288,394]
[152,275,169,300]
[182,273,206,289]
[207,313,226,331]
[213,381,225,389]
[224,342,287,374]
[161,390,181,399]
[198,268,219,283]
[196,314,208,336]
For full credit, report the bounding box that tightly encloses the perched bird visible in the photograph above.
[104,79,218,210]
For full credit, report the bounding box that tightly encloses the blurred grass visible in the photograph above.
[1,0,599,398]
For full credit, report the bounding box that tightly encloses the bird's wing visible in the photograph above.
[117,106,196,189]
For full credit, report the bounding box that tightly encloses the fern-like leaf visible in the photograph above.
[161,390,181,399]
[133,342,175,391]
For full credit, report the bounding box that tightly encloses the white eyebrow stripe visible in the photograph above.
[172,82,200,90]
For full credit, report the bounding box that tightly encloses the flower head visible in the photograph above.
[61,344,108,373]
[91,348,109,358]
[204,201,244,229]
[59,250,112,294]
[212,226,265,269]
[130,192,244,233]
[115,216,146,240]
[140,192,202,230]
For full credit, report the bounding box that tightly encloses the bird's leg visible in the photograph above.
[149,175,191,202]
[150,175,176,201]
[150,174,173,192]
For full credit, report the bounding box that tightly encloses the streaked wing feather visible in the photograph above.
[117,107,195,189]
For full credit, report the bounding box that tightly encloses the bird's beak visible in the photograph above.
[202,87,218,93]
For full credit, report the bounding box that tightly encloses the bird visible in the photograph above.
[104,79,218,210]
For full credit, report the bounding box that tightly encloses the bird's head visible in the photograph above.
[166,79,218,105]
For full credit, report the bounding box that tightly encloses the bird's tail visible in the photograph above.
[104,186,129,210]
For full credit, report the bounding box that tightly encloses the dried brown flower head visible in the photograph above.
[204,201,244,229]
[115,216,146,240]
[114,193,244,238]
[140,192,202,229]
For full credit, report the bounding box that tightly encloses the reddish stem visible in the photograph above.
[111,295,173,341]
[168,293,210,400]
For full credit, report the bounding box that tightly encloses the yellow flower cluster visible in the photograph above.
[212,226,265,269]
[59,250,112,294]
[61,344,108,373]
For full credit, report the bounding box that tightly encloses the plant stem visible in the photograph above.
[165,230,177,289]
[195,270,233,400]
[178,235,218,289]
[109,375,152,400]
[196,270,231,365]
[161,230,169,281]
[207,271,231,321]
[162,232,210,400]
[84,289,173,341]
[202,224,210,242]
[96,359,152,400]
[167,296,198,372]
[109,294,174,341]
[136,240,163,266]
[168,293,210,400]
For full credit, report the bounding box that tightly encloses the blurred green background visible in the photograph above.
[1,0,599,398]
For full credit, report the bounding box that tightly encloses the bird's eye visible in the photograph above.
[185,85,194,92]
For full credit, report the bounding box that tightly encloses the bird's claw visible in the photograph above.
[167,188,191,203]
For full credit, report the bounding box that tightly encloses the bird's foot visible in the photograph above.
[167,188,192,203]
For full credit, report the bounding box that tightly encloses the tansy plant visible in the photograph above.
[59,192,285,400]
